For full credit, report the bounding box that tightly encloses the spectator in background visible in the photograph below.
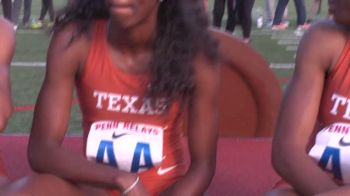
[12,0,32,30]
[307,0,322,24]
[212,0,236,32]
[203,0,208,11]
[1,0,11,21]
[306,0,331,26]
[230,0,256,43]
[31,0,54,29]
[22,0,32,27]
[272,0,308,36]
[265,0,288,28]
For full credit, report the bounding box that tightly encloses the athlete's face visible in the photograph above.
[105,0,159,29]
[328,0,350,25]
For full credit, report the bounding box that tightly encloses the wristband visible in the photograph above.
[122,176,140,195]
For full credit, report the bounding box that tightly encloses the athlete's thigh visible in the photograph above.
[0,176,12,195]
[79,184,109,196]
[0,176,10,188]
[5,174,98,196]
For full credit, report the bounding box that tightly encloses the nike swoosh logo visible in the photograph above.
[112,133,129,139]
[157,165,177,175]
[339,136,350,146]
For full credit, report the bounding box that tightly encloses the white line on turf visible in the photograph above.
[286,46,298,51]
[11,61,295,69]
[16,30,45,35]
[271,33,300,40]
[277,39,300,45]
[270,63,294,69]
[11,62,46,67]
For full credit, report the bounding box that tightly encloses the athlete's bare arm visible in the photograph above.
[28,23,144,193]
[161,52,220,195]
[0,18,14,132]
[272,21,348,195]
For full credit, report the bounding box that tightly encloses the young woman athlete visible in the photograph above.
[0,17,83,196]
[0,17,15,191]
[28,0,220,195]
[270,0,350,195]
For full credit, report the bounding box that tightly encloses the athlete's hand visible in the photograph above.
[119,175,149,196]
[125,181,149,196]
[126,183,150,196]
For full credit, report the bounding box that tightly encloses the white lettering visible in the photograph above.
[94,91,108,109]
[139,98,155,115]
[327,124,350,134]
[107,93,122,112]
[330,93,347,115]
[343,99,350,119]
[93,91,166,115]
[121,96,138,113]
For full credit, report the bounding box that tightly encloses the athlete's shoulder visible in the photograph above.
[0,18,15,41]
[297,20,348,57]
[302,20,348,46]
[0,17,13,32]
[50,20,95,52]
[47,21,98,69]
[0,17,15,67]
[47,21,98,73]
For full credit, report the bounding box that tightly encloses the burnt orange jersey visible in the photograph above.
[76,20,187,194]
[319,39,350,125]
[308,39,350,183]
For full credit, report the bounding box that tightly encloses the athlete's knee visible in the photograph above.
[26,174,75,189]
[0,117,8,132]
[0,105,13,132]
[8,174,82,196]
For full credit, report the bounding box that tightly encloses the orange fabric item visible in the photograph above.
[305,39,350,184]
[272,40,350,191]
[76,20,187,195]
[319,39,350,126]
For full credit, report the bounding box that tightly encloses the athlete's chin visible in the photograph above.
[111,16,139,30]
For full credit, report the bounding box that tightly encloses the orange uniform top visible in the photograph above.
[76,20,187,194]
[308,39,350,183]
[319,39,350,126]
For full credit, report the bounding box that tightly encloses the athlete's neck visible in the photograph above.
[107,14,157,54]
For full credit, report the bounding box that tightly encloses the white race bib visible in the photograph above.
[309,122,350,183]
[86,121,164,173]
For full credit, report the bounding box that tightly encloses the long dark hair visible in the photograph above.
[54,0,218,104]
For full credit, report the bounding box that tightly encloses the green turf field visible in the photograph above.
[1,0,329,134]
